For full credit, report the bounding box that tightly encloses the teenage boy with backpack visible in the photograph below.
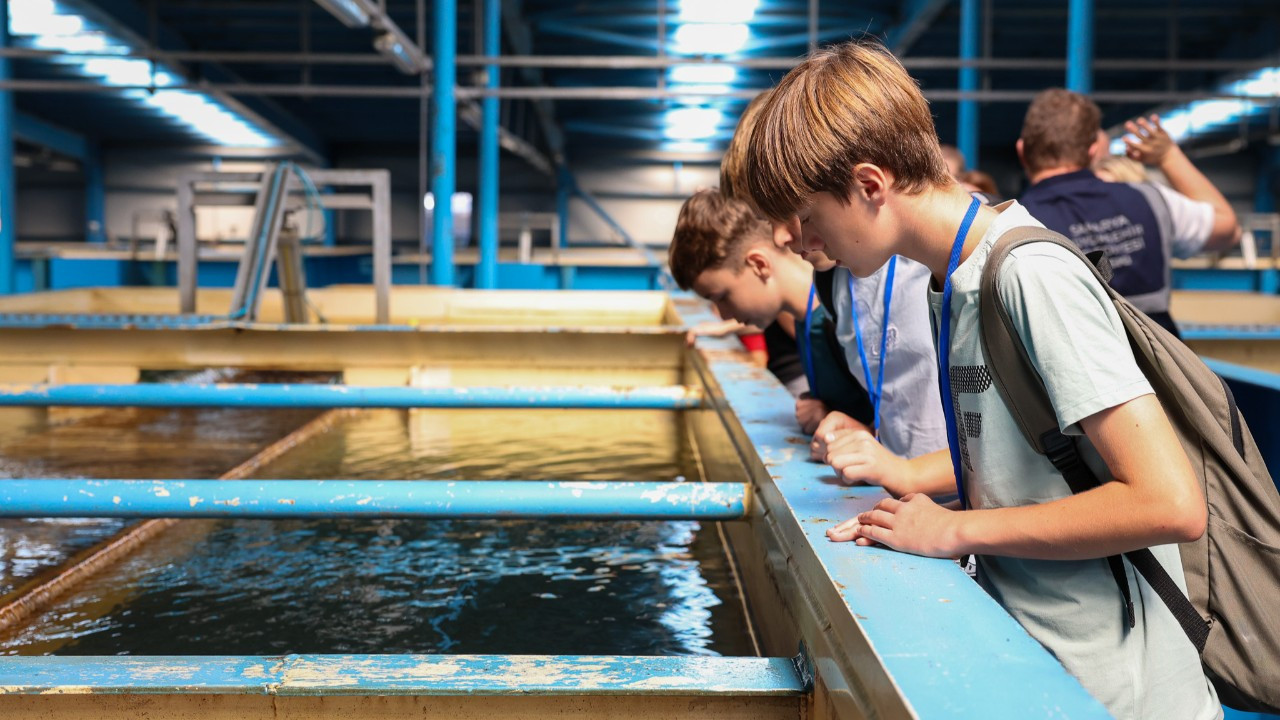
[742,40,1223,719]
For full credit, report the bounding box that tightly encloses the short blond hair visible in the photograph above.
[743,40,951,222]
[720,90,772,200]
[1092,154,1148,184]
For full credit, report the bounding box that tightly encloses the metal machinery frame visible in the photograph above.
[177,167,392,323]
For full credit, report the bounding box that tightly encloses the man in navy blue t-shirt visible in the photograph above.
[1017,89,1241,337]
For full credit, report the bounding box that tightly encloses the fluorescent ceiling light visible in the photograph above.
[312,0,371,29]
[9,0,281,148]
[673,24,750,55]
[664,107,724,140]
[679,0,759,24]
[670,65,737,84]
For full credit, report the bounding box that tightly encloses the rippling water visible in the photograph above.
[2,408,754,657]
[0,370,326,598]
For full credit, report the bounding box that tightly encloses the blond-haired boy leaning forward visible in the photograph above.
[743,40,1219,720]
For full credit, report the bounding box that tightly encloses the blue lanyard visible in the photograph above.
[846,256,897,431]
[800,281,818,396]
[938,196,982,509]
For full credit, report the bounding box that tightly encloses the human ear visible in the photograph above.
[744,247,771,279]
[852,164,890,205]
[1015,138,1026,167]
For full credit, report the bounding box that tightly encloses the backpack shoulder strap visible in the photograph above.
[978,225,1138,627]
[978,224,1214,644]
[978,226,1081,453]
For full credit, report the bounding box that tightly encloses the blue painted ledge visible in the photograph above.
[676,295,1110,719]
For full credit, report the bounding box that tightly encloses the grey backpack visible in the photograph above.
[978,226,1280,713]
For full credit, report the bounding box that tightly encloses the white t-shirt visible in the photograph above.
[1150,182,1214,259]
[832,258,947,460]
[928,201,1220,720]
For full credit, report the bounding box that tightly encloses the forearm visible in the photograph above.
[905,449,956,497]
[951,479,1203,560]
[1159,147,1240,249]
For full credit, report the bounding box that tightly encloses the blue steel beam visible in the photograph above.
[1066,0,1094,93]
[537,21,661,52]
[0,654,803,695]
[0,0,12,295]
[957,0,980,168]
[884,0,952,56]
[477,0,500,290]
[430,0,457,286]
[13,113,89,160]
[0,383,704,409]
[0,479,749,520]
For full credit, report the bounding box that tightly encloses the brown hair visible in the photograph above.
[742,39,951,222]
[720,90,772,200]
[1020,88,1102,175]
[668,189,771,290]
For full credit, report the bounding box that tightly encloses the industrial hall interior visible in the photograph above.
[1,0,1280,718]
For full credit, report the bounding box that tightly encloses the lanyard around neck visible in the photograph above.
[800,281,818,395]
[846,256,898,431]
[938,196,982,509]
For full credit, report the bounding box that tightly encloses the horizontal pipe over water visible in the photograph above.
[0,480,748,520]
[0,384,704,409]
[0,653,805,695]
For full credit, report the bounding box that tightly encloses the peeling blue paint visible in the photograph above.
[0,654,803,696]
[0,479,747,520]
[0,383,704,410]
[679,297,1111,719]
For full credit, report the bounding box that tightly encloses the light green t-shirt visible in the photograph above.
[928,201,1220,720]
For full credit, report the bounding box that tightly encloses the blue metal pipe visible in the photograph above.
[477,0,500,290]
[0,383,704,409]
[0,654,803,695]
[430,0,457,286]
[0,479,749,520]
[957,0,980,169]
[0,0,14,294]
[1066,0,1094,94]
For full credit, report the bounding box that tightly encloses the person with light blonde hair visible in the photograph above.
[1092,153,1148,183]
[742,39,1218,720]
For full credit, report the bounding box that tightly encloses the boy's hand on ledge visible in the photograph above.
[795,396,829,435]
[808,411,871,461]
[685,318,745,346]
[827,494,960,558]
[823,430,915,496]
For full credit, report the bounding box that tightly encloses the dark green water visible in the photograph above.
[1,408,755,657]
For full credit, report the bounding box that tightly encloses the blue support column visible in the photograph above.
[556,165,571,248]
[957,0,980,169]
[430,0,457,286]
[1255,146,1279,213]
[1066,0,1094,94]
[477,0,500,289]
[0,0,14,294]
[85,145,106,244]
